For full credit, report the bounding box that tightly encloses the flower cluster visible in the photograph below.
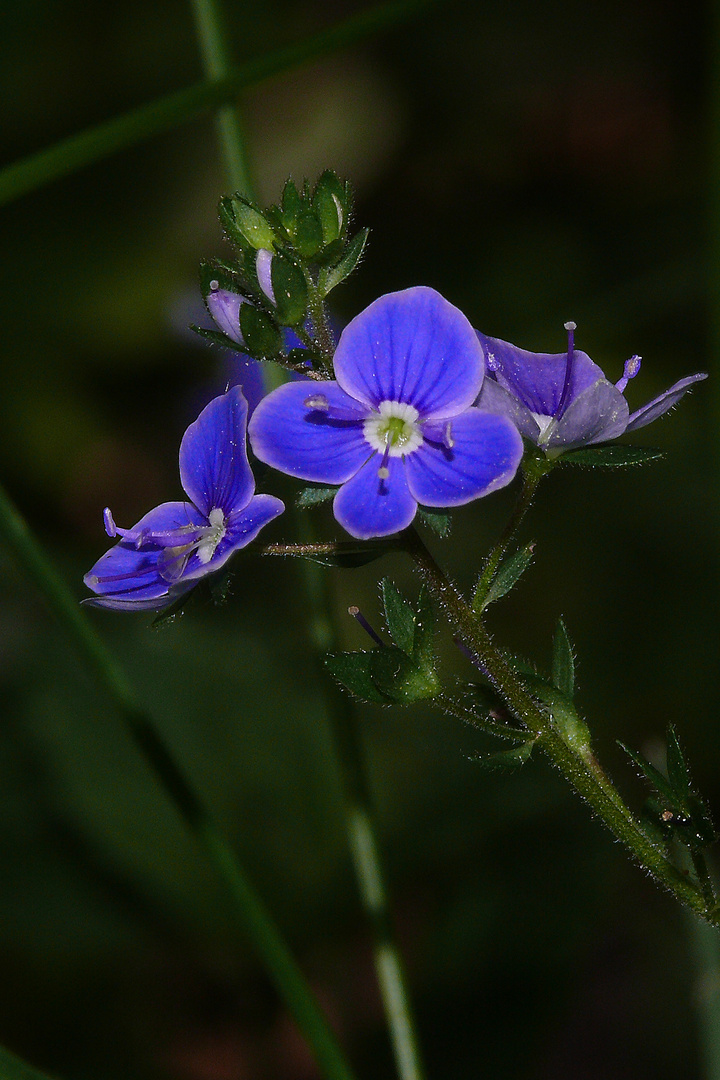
[85,284,705,608]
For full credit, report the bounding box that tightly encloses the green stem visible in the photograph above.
[472,468,542,611]
[190,0,255,195]
[0,480,356,1080]
[0,0,431,209]
[404,526,712,919]
[297,519,427,1080]
[689,916,720,1080]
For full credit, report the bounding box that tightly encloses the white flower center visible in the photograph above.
[363,401,423,457]
[196,507,227,564]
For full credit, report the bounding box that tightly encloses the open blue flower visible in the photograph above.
[84,387,284,610]
[475,322,706,457]
[248,287,524,539]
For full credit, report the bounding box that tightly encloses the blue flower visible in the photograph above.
[248,287,524,539]
[84,387,284,610]
[475,322,707,457]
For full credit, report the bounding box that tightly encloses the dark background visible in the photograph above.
[0,0,717,1077]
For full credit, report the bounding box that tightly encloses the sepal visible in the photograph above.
[318,228,370,298]
[239,305,282,358]
[270,253,309,326]
[471,740,536,773]
[551,617,575,699]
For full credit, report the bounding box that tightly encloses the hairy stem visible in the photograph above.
[404,526,711,919]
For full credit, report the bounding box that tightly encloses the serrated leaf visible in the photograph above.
[666,725,692,804]
[560,446,664,468]
[317,228,369,297]
[478,542,534,611]
[551,617,575,699]
[416,507,451,537]
[325,651,390,703]
[296,484,337,508]
[472,740,535,773]
[381,579,415,654]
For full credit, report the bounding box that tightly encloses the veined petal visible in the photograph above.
[475,378,542,443]
[405,411,523,506]
[333,455,417,539]
[625,372,708,432]
[476,332,605,417]
[181,494,285,580]
[248,380,369,483]
[544,379,629,451]
[179,387,255,518]
[334,287,484,418]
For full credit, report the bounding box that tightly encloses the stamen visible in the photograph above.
[616,354,642,393]
[209,279,220,291]
[304,394,329,411]
[443,422,454,449]
[556,320,577,419]
[348,605,384,645]
[378,437,391,480]
[103,507,117,537]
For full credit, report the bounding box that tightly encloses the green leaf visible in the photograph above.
[618,742,678,807]
[325,651,390,703]
[281,178,302,231]
[270,253,308,326]
[312,170,348,244]
[478,542,534,611]
[412,584,435,667]
[560,445,664,468]
[296,484,337,508]
[291,209,324,258]
[381,578,416,654]
[191,325,244,351]
[666,725,692,804]
[232,199,277,250]
[472,740,535,773]
[239,305,282,357]
[416,507,451,537]
[370,644,439,703]
[318,228,370,297]
[551,617,575,699]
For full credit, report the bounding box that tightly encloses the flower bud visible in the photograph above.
[206,283,246,344]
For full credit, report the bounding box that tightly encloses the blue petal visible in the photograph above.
[179,387,255,518]
[405,411,523,506]
[182,494,285,579]
[333,287,484,419]
[333,456,417,539]
[475,378,541,442]
[84,501,204,609]
[625,372,708,432]
[248,381,370,483]
[544,380,629,451]
[476,332,605,417]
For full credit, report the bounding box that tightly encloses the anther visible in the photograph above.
[304,394,329,411]
[348,605,384,645]
[486,352,501,372]
[377,438,391,480]
[209,279,220,291]
[616,354,642,393]
[103,507,117,537]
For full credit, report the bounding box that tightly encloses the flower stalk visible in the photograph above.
[403,526,713,920]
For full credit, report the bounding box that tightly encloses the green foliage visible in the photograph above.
[475,542,534,612]
[239,304,282,357]
[620,728,717,851]
[326,581,439,705]
[416,507,452,537]
[472,740,536,773]
[551,617,575,699]
[318,228,370,297]
[560,445,664,468]
[296,484,338,508]
[270,253,308,326]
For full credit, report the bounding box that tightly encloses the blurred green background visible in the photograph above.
[0,0,717,1077]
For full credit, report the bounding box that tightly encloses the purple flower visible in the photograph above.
[248,287,524,539]
[84,388,284,610]
[475,322,707,456]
